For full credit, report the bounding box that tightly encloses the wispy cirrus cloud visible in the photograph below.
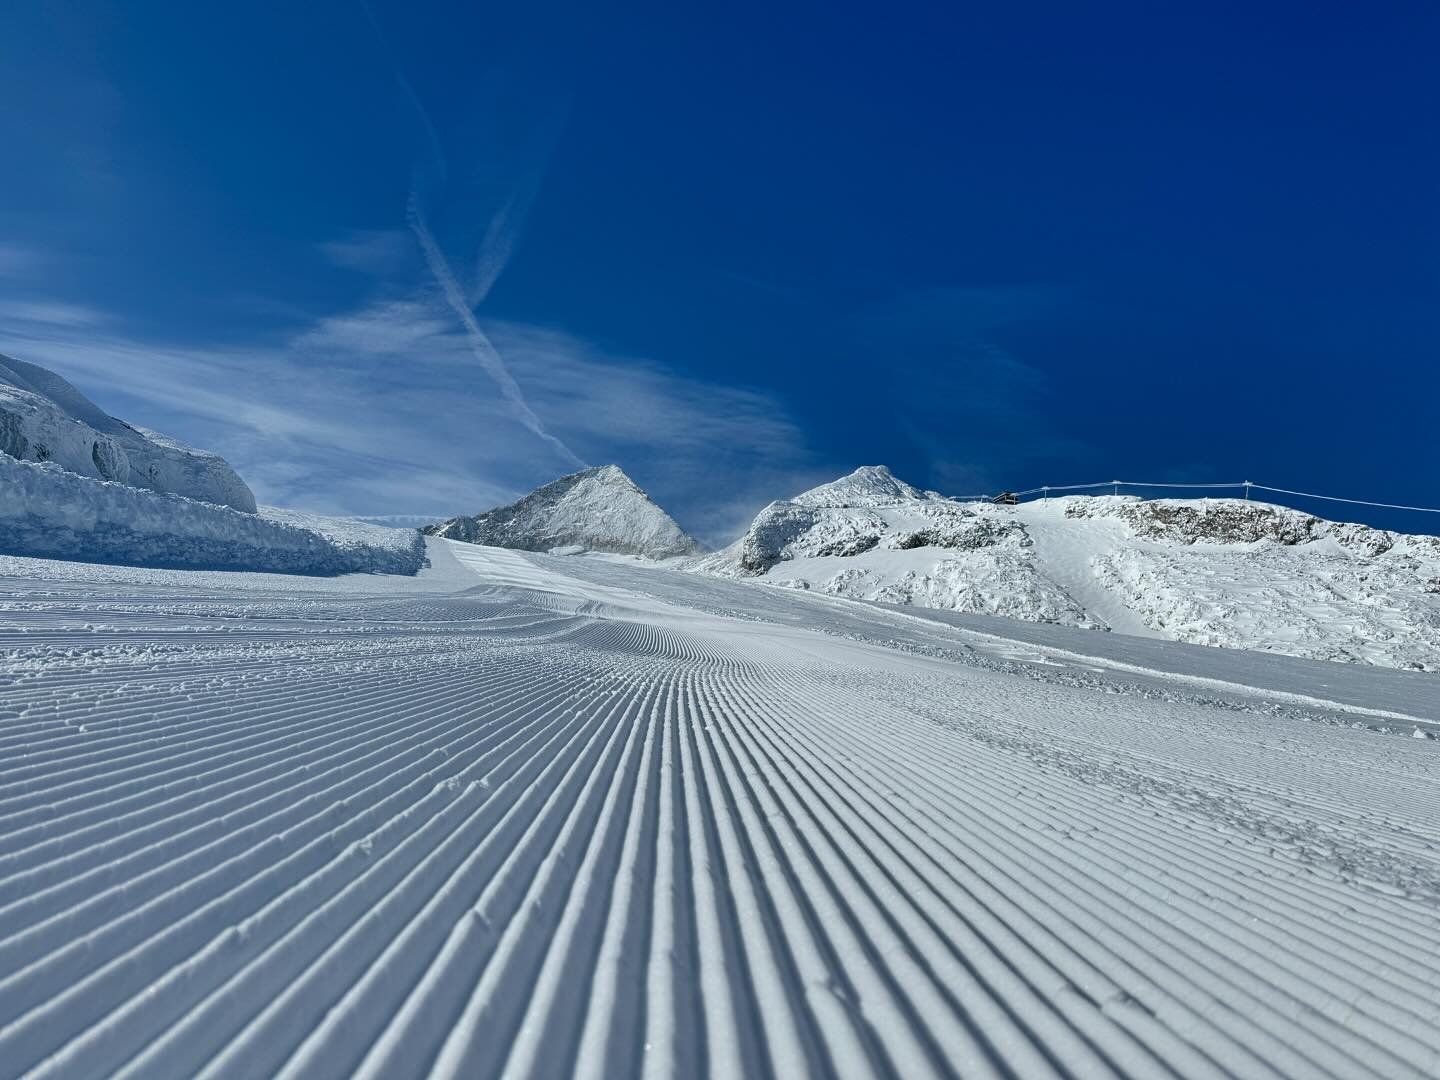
[358,0,584,471]
[0,298,106,327]
[318,229,416,276]
[0,290,814,544]
[406,198,587,470]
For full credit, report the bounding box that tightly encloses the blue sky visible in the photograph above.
[1,2,1436,543]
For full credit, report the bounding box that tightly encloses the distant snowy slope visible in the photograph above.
[0,354,256,511]
[425,464,702,558]
[692,467,1440,670]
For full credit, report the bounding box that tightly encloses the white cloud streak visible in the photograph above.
[359,8,582,472]
[406,195,586,470]
[0,292,813,543]
[0,299,106,327]
[318,229,415,276]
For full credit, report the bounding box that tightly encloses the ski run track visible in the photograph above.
[1,538,1438,1080]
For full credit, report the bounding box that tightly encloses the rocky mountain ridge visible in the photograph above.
[686,466,1440,670]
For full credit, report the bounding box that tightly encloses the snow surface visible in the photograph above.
[1,537,1438,1077]
[0,355,256,512]
[692,468,1440,671]
[0,456,425,576]
[426,464,702,559]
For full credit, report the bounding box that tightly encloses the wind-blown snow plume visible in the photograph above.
[407,193,586,469]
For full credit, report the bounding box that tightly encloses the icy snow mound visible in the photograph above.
[769,549,1092,625]
[1091,543,1440,669]
[0,354,256,512]
[425,464,701,559]
[0,456,425,575]
[691,466,1096,626]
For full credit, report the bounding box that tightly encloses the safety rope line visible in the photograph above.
[964,480,1440,515]
[1249,484,1440,514]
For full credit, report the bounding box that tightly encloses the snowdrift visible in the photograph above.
[0,456,425,575]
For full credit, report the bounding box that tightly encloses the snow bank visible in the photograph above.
[0,456,424,575]
[259,506,428,576]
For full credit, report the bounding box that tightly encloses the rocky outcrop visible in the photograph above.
[1062,497,1399,556]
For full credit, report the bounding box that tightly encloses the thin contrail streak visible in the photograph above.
[468,192,524,309]
[407,194,586,469]
[358,0,585,470]
[466,100,567,308]
[357,0,446,186]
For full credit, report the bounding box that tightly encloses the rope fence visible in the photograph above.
[951,480,1440,516]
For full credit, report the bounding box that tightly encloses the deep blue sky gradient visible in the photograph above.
[1,2,1436,540]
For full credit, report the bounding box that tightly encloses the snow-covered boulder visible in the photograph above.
[0,354,256,512]
[425,465,702,559]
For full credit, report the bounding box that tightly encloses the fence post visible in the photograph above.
[1042,486,1049,501]
[1244,481,1251,502]
[1112,481,1120,497]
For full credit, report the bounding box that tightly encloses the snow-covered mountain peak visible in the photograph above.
[584,463,642,491]
[424,465,702,559]
[0,354,257,512]
[791,464,934,508]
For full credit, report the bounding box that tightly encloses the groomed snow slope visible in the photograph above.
[0,456,426,576]
[1,539,1438,1078]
